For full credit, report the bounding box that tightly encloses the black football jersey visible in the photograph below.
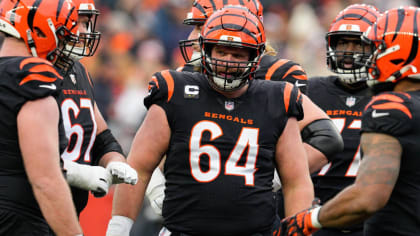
[181,54,308,94]
[145,70,303,235]
[56,61,98,214]
[362,91,420,235]
[307,76,371,203]
[0,56,66,221]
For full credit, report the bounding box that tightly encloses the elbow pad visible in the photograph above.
[301,119,344,159]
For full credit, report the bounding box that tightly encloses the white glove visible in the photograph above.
[63,159,112,197]
[272,169,282,192]
[145,168,166,216]
[106,161,138,185]
[106,215,133,236]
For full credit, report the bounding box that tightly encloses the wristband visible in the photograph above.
[310,206,323,229]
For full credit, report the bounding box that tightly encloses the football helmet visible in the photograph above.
[362,6,420,91]
[326,4,380,84]
[200,6,265,91]
[0,0,79,72]
[66,0,101,60]
[180,0,263,65]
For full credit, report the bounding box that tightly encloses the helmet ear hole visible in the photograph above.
[34,27,46,38]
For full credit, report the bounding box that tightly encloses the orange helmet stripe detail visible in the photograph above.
[265,59,288,80]
[161,70,175,102]
[283,82,293,113]
[372,102,412,119]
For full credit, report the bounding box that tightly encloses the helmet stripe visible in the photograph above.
[206,12,262,40]
[57,0,64,21]
[238,0,245,5]
[336,14,375,26]
[27,0,42,31]
[207,23,258,43]
[9,0,21,26]
[194,2,207,18]
[404,8,419,66]
[223,0,228,6]
[393,8,406,42]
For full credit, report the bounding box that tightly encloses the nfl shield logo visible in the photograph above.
[346,96,356,107]
[70,74,77,84]
[225,101,235,111]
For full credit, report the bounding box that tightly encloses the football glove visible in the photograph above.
[106,215,133,236]
[280,205,322,236]
[106,161,138,185]
[63,159,112,197]
[145,168,166,216]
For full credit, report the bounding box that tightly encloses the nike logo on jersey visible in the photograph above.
[39,84,57,90]
[372,110,390,118]
[295,80,306,88]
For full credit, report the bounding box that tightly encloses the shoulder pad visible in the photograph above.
[144,70,176,109]
[15,57,63,100]
[362,92,413,136]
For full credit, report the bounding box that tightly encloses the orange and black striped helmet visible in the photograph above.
[326,4,381,84]
[363,6,420,90]
[184,0,263,25]
[67,0,101,59]
[180,0,263,64]
[200,5,265,91]
[0,0,79,71]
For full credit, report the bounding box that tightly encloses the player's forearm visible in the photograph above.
[318,185,372,228]
[31,173,82,235]
[112,182,146,220]
[304,143,328,173]
[282,178,314,217]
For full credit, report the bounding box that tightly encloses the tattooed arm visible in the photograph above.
[317,132,402,227]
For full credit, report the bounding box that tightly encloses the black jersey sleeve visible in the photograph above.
[362,92,413,136]
[256,55,308,94]
[283,82,304,120]
[144,69,175,110]
[12,57,63,100]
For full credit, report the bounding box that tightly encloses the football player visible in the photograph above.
[0,0,83,234]
[146,0,343,219]
[59,0,138,215]
[107,6,314,236]
[306,4,380,236]
[280,6,420,236]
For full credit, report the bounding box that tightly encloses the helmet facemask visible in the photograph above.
[201,39,263,91]
[64,2,101,61]
[326,32,373,85]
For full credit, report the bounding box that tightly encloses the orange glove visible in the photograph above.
[280,206,322,236]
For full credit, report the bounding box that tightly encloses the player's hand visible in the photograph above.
[145,168,166,216]
[106,161,138,185]
[280,206,322,236]
[63,159,112,197]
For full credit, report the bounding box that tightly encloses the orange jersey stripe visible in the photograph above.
[283,65,307,80]
[372,102,412,119]
[283,82,293,113]
[26,64,62,79]
[161,70,175,102]
[19,74,57,85]
[291,74,308,80]
[365,94,405,111]
[19,57,53,69]
[265,59,288,80]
